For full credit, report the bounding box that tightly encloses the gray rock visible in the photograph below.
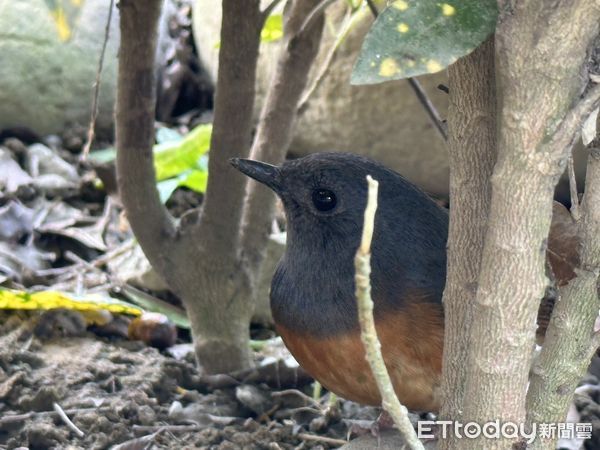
[0,0,119,136]
[192,1,450,197]
[0,0,174,137]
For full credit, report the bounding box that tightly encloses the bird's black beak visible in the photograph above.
[229,158,282,193]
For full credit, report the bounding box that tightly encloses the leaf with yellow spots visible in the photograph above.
[0,287,143,316]
[44,0,85,42]
[351,0,497,84]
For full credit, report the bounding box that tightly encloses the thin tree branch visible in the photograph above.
[365,0,379,18]
[81,0,115,160]
[526,147,600,450]
[0,407,111,426]
[192,0,263,260]
[407,78,448,140]
[355,175,424,450]
[116,0,176,274]
[297,433,348,446]
[298,0,336,37]
[298,3,361,113]
[240,0,325,268]
[366,1,447,141]
[550,83,600,158]
[262,0,285,20]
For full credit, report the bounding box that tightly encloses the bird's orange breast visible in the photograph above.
[277,301,444,412]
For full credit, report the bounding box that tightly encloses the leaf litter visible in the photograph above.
[0,128,391,449]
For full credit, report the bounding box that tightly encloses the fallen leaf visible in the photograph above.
[547,201,581,286]
[0,147,33,193]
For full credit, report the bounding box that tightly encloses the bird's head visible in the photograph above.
[230,153,387,251]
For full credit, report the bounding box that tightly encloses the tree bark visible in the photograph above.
[526,146,600,449]
[192,0,263,261]
[460,2,600,449]
[438,36,496,450]
[116,0,176,278]
[240,0,325,270]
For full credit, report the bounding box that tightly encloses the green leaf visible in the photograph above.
[155,126,183,144]
[178,169,208,193]
[154,123,212,181]
[89,124,212,202]
[351,0,497,84]
[156,177,182,203]
[261,13,283,43]
[156,169,208,203]
[88,147,117,164]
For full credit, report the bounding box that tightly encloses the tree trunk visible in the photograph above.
[526,142,600,449]
[438,36,496,450]
[117,0,263,373]
[459,2,600,449]
[116,0,327,374]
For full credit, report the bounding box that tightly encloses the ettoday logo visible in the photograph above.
[417,420,592,443]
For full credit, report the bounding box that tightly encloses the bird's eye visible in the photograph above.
[312,189,337,212]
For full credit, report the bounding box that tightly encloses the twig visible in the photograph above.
[297,432,348,446]
[132,424,203,433]
[408,78,448,140]
[132,418,236,433]
[285,406,323,416]
[53,402,85,438]
[366,2,447,142]
[0,407,108,426]
[93,196,114,242]
[550,84,600,157]
[271,388,322,408]
[91,238,137,268]
[261,0,285,21]
[298,2,361,112]
[567,151,581,220]
[355,175,425,450]
[365,0,379,18]
[81,0,115,159]
[298,0,336,37]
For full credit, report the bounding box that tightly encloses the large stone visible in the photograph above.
[192,1,451,197]
[0,0,119,136]
[0,0,172,138]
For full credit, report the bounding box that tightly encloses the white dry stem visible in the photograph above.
[355,175,425,450]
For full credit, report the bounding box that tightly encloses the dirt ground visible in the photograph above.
[1,312,600,450]
[0,312,389,450]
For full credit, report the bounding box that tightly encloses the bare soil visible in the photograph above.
[0,313,384,450]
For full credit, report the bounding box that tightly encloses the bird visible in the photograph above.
[230,152,566,412]
[231,152,447,412]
